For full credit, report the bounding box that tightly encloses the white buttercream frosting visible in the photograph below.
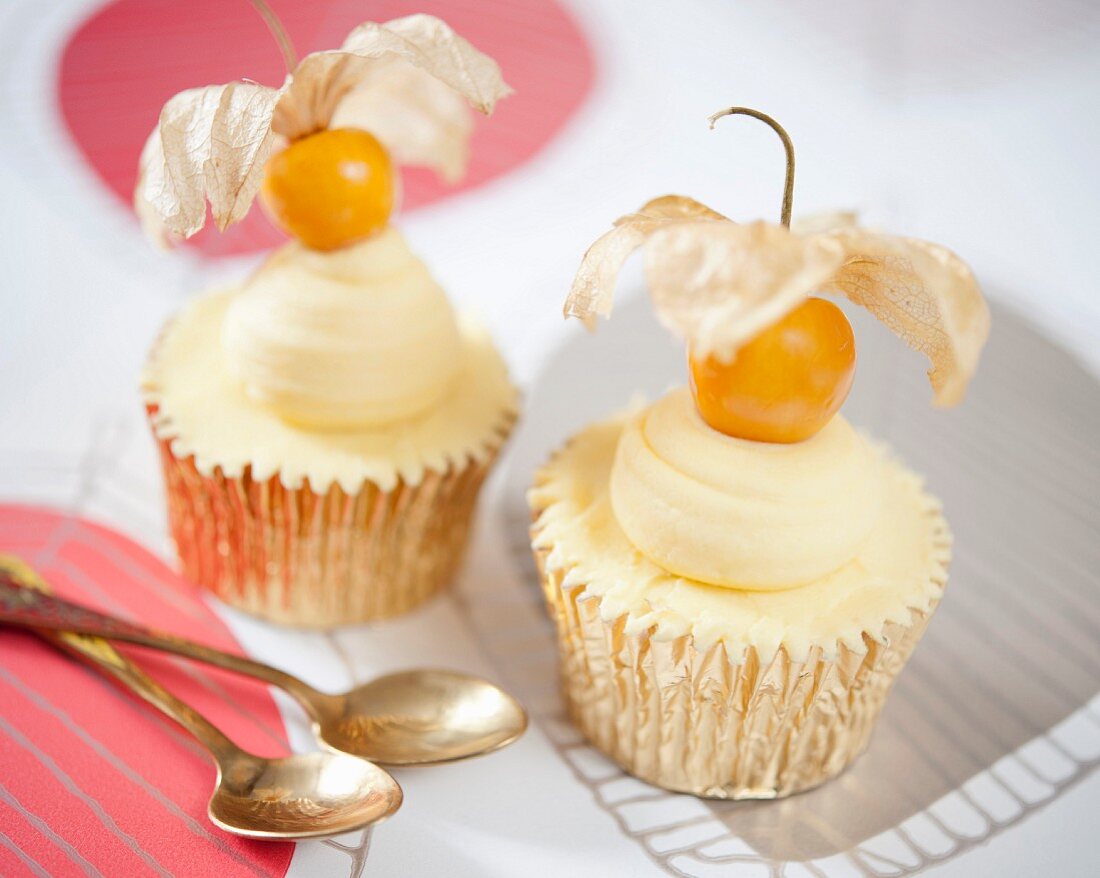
[609,389,882,590]
[530,406,949,661]
[222,228,462,429]
[143,286,516,494]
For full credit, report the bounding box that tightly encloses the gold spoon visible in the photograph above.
[0,556,527,765]
[0,558,401,840]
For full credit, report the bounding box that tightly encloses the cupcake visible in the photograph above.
[529,108,989,798]
[136,14,517,625]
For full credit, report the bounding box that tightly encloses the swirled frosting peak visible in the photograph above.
[222,227,461,429]
[609,389,882,590]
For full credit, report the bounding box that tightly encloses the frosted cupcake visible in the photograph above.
[530,108,990,798]
[137,15,517,625]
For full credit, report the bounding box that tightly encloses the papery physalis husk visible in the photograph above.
[331,63,471,183]
[816,229,990,406]
[644,222,845,360]
[566,197,990,404]
[564,196,726,328]
[134,14,511,244]
[135,84,281,246]
[790,210,859,236]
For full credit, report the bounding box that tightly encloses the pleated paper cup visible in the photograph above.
[148,404,513,627]
[531,518,949,800]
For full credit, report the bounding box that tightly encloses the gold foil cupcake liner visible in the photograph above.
[149,404,512,627]
[533,545,944,799]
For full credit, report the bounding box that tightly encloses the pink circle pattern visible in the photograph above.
[0,505,294,877]
[57,0,596,257]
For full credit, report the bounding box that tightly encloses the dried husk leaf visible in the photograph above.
[790,209,859,236]
[566,195,989,402]
[135,14,510,243]
[134,133,174,248]
[272,14,511,144]
[564,195,727,328]
[134,83,281,243]
[814,229,990,406]
[331,62,472,182]
[644,221,845,359]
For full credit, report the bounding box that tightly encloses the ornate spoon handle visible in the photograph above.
[0,556,161,639]
[0,555,241,760]
[0,555,323,714]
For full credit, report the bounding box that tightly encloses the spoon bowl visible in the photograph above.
[0,565,528,766]
[317,669,528,765]
[210,750,403,840]
[0,554,404,840]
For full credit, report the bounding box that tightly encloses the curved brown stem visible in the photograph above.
[707,107,795,227]
[249,0,298,73]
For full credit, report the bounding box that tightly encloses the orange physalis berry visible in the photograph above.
[689,297,856,444]
[260,128,395,251]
